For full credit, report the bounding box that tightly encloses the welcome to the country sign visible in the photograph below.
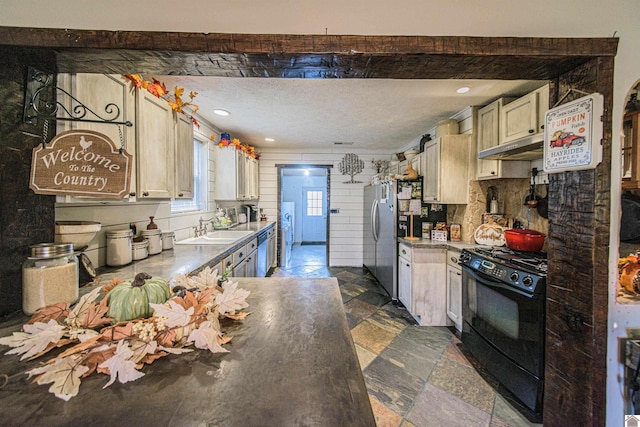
[30,129,133,199]
[543,93,603,173]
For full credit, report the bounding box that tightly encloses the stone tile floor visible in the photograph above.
[271,244,542,427]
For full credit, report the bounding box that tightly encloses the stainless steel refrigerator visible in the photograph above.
[363,182,397,299]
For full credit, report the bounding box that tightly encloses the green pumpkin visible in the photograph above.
[107,273,171,323]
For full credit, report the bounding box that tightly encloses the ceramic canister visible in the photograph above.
[132,240,149,260]
[106,229,133,266]
[141,229,162,255]
[162,231,175,250]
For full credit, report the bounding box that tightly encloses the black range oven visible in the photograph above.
[460,247,546,420]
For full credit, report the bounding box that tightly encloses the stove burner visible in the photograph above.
[472,247,547,275]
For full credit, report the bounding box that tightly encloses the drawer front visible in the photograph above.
[246,238,258,253]
[233,244,248,265]
[399,243,412,262]
[267,227,275,238]
[447,249,461,268]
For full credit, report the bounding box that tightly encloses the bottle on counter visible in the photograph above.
[22,243,79,315]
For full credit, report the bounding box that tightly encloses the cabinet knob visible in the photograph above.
[456,272,461,276]
[129,192,136,197]
[528,129,535,134]
[406,263,410,267]
[178,193,184,197]
[142,191,149,197]
[540,124,545,130]
[450,256,458,263]
[491,171,496,175]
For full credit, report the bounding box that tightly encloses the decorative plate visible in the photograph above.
[473,223,506,246]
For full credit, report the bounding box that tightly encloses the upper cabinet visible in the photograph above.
[476,98,531,180]
[501,84,549,143]
[422,135,470,204]
[174,113,194,199]
[214,147,259,201]
[56,74,137,201]
[136,89,175,199]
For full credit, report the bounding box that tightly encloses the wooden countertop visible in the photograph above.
[0,277,375,426]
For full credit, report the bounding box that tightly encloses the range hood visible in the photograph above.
[478,134,544,161]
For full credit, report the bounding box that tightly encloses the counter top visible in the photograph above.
[0,277,375,426]
[96,221,276,284]
[397,237,481,252]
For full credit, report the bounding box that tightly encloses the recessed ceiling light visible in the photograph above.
[265,137,275,142]
[213,109,230,116]
[456,86,470,94]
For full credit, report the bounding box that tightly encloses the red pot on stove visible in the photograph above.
[503,229,545,252]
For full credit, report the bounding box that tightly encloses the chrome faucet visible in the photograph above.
[198,216,215,236]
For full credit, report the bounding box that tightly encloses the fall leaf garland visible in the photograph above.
[124,74,200,128]
[212,132,260,159]
[0,267,249,401]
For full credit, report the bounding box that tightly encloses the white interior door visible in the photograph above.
[302,186,326,242]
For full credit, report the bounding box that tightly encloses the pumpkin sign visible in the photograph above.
[107,272,171,322]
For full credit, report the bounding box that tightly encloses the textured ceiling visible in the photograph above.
[154,76,546,152]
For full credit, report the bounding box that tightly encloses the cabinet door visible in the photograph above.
[501,92,538,143]
[232,258,247,277]
[536,84,550,134]
[476,100,501,179]
[245,250,257,277]
[58,74,137,201]
[422,139,440,201]
[137,89,174,198]
[439,135,470,204]
[214,147,238,200]
[268,234,277,268]
[398,256,412,310]
[236,151,246,200]
[411,154,421,176]
[446,264,462,331]
[174,113,194,199]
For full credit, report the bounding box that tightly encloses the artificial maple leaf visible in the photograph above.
[173,86,185,99]
[128,339,158,364]
[124,74,144,89]
[187,321,229,354]
[223,311,250,321]
[196,287,216,306]
[189,91,198,100]
[67,287,102,327]
[28,337,76,361]
[100,322,135,342]
[101,277,122,293]
[137,350,168,366]
[167,100,181,112]
[81,345,115,378]
[189,266,219,289]
[98,340,145,388]
[150,300,194,328]
[217,335,232,345]
[51,334,102,362]
[27,355,89,401]
[27,302,69,325]
[80,299,111,330]
[155,328,177,347]
[0,320,67,361]
[215,281,250,315]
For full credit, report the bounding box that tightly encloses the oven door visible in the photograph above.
[462,265,545,377]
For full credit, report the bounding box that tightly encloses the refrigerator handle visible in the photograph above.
[371,199,379,242]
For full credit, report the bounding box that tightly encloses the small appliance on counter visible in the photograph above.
[241,204,258,222]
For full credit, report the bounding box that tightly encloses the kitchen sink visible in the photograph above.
[176,230,254,246]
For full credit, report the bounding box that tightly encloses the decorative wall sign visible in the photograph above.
[338,153,364,183]
[30,130,133,198]
[543,93,604,173]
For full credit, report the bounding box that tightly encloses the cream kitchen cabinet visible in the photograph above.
[55,73,137,202]
[397,154,422,178]
[501,84,549,143]
[446,249,462,331]
[214,147,260,201]
[476,98,530,180]
[173,113,194,199]
[422,135,470,204]
[397,244,448,326]
[136,89,175,198]
[398,243,412,310]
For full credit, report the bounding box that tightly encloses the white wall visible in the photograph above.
[4,2,640,423]
[258,148,391,267]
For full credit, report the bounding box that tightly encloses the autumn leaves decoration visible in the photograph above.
[0,268,250,401]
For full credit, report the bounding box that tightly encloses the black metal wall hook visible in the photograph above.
[23,67,133,128]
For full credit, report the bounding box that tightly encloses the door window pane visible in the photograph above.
[306,191,322,216]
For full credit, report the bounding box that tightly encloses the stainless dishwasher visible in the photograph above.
[257,229,269,277]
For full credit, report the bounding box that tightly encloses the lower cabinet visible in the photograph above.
[398,244,448,326]
[398,244,412,310]
[446,250,463,331]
